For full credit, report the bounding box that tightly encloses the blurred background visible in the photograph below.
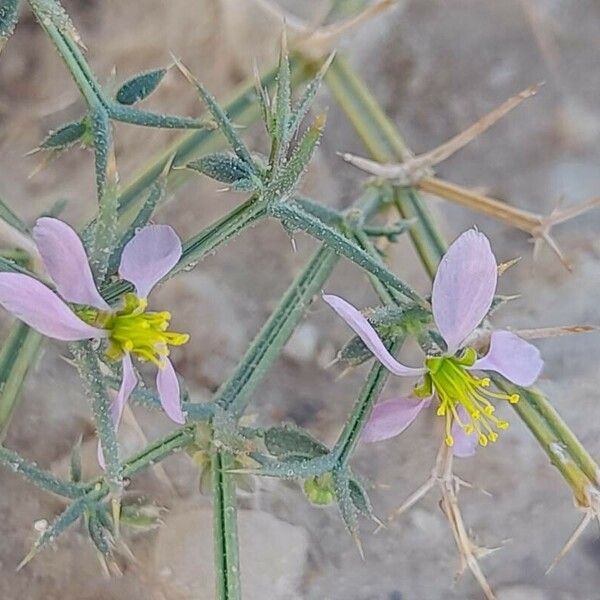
[1,1,600,598]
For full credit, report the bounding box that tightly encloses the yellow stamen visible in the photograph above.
[421,350,519,448]
[78,293,189,366]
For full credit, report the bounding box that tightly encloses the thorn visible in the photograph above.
[514,324,598,340]
[16,545,39,572]
[160,153,177,178]
[546,511,593,574]
[541,231,572,271]
[497,256,522,276]
[352,529,365,560]
[324,355,341,369]
[335,366,353,381]
[111,497,121,539]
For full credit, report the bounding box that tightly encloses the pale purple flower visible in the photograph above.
[0,218,189,439]
[324,229,543,457]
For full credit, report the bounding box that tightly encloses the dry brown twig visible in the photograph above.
[341,85,600,269]
[379,439,499,600]
[248,0,397,58]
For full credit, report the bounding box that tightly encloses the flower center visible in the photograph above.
[80,293,189,366]
[415,348,519,448]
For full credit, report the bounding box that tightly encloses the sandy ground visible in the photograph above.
[1,1,600,598]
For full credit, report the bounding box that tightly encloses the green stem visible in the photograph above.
[271,201,424,305]
[0,445,84,499]
[0,322,42,439]
[333,338,404,463]
[212,448,241,600]
[71,342,122,497]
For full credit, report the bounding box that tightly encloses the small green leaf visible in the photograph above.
[348,478,374,518]
[39,119,88,151]
[116,68,166,105]
[271,32,292,166]
[69,439,82,483]
[286,53,334,142]
[87,513,111,557]
[264,424,329,459]
[267,112,326,200]
[187,152,260,191]
[253,61,272,135]
[333,468,358,535]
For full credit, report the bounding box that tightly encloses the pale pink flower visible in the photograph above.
[0,218,189,436]
[324,230,543,457]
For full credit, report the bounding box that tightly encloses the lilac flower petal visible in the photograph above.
[97,353,138,469]
[323,294,424,377]
[119,225,182,298]
[32,217,109,309]
[111,353,138,427]
[431,230,497,354]
[451,406,478,458]
[362,396,430,442]
[0,273,106,340]
[471,330,543,387]
[156,358,185,424]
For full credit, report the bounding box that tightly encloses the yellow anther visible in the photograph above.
[445,435,454,447]
[103,293,189,366]
[425,348,521,451]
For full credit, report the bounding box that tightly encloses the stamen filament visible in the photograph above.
[422,349,519,448]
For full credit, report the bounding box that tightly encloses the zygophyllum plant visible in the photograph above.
[0,1,599,599]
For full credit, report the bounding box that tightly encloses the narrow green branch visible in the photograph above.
[212,448,241,600]
[333,338,403,463]
[0,322,42,439]
[0,445,84,499]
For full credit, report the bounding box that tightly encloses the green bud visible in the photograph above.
[304,473,335,506]
[115,68,166,105]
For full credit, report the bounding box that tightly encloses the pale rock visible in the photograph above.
[152,505,309,599]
